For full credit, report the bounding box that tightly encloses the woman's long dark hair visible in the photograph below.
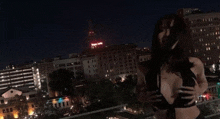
[145,14,193,90]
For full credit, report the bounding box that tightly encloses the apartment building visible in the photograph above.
[83,44,138,80]
[36,58,55,97]
[0,67,41,92]
[0,88,37,119]
[53,54,83,78]
[81,55,98,79]
[177,8,220,66]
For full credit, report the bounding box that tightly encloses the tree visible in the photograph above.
[85,80,121,110]
[49,69,75,96]
[31,91,48,118]
[115,75,138,104]
[12,95,28,119]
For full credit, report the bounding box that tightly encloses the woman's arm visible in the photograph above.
[190,57,208,95]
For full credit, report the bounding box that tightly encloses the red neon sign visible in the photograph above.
[91,42,103,49]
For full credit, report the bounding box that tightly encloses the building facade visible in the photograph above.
[36,59,55,97]
[53,54,83,78]
[0,67,41,92]
[136,47,151,63]
[178,8,220,66]
[0,88,37,119]
[85,44,138,80]
[82,55,98,79]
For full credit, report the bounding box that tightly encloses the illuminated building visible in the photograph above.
[0,88,37,119]
[82,44,138,80]
[47,96,71,109]
[82,55,98,79]
[0,67,41,91]
[53,53,83,78]
[35,58,55,97]
[177,8,220,66]
[136,47,151,62]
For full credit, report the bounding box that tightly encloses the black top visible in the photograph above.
[145,59,196,110]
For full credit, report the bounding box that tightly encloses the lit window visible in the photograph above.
[206,47,211,51]
[200,29,203,32]
[194,49,199,52]
[199,38,203,42]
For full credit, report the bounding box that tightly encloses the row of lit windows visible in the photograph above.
[22,72,33,75]
[54,101,69,108]
[24,79,33,82]
[23,68,32,71]
[216,36,220,40]
[207,57,212,60]
[0,87,7,90]
[206,47,211,51]
[12,84,24,88]
[11,80,24,84]
[194,46,220,52]
[10,77,22,80]
[66,62,81,66]
[29,86,35,88]
[9,73,23,77]
[11,80,33,85]
[0,79,9,82]
[24,75,33,78]
[191,18,220,23]
[0,75,9,78]
[0,83,10,86]
[9,70,23,73]
[192,27,220,33]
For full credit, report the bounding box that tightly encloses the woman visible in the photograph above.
[137,14,208,119]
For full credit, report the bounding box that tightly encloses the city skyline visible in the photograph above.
[1,1,220,69]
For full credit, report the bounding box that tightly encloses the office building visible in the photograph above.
[83,44,138,81]
[177,8,220,66]
[0,67,41,92]
[53,53,83,78]
[82,55,98,79]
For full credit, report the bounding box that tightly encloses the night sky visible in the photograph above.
[0,0,220,69]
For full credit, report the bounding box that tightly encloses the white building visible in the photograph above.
[53,54,83,78]
[0,67,41,91]
[82,55,98,79]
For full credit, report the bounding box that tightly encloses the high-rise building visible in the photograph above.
[0,67,41,92]
[136,47,151,63]
[82,55,98,79]
[53,54,83,78]
[82,44,138,81]
[177,8,220,66]
[36,58,55,97]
